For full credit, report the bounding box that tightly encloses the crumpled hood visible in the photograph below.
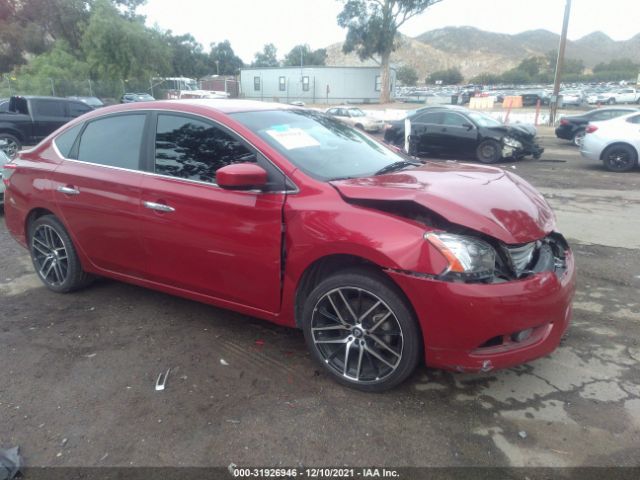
[330,162,555,244]
[486,124,536,140]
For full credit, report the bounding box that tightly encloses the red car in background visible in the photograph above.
[2,100,575,391]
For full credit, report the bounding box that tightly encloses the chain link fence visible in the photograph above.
[0,76,159,104]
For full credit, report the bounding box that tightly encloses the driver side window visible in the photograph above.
[154,114,256,184]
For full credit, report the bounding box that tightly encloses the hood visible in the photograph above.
[510,123,537,137]
[487,124,536,139]
[331,162,555,244]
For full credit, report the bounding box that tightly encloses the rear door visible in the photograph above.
[138,112,286,312]
[409,111,443,154]
[52,113,149,276]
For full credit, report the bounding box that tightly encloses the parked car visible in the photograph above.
[383,106,543,163]
[3,100,576,391]
[0,145,8,206]
[120,93,155,103]
[560,90,585,107]
[555,107,639,146]
[580,111,640,172]
[0,96,93,158]
[325,106,385,132]
[596,88,640,105]
[67,96,105,109]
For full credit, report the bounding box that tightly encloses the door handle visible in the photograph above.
[143,201,175,213]
[57,186,80,195]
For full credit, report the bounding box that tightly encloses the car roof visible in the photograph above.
[63,99,299,121]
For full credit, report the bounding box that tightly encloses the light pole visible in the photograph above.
[549,0,572,126]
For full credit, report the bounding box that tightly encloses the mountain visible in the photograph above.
[325,26,640,81]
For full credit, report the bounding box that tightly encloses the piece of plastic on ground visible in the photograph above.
[0,446,22,480]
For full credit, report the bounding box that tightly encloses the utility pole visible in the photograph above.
[549,0,572,126]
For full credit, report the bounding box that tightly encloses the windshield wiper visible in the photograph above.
[374,160,421,176]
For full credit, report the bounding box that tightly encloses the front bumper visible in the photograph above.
[387,250,576,373]
[503,141,544,160]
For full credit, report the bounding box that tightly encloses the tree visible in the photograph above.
[468,72,502,85]
[426,68,462,85]
[210,40,245,75]
[337,0,443,103]
[82,0,171,80]
[166,33,209,78]
[396,65,418,86]
[516,56,548,78]
[251,43,279,68]
[282,44,327,67]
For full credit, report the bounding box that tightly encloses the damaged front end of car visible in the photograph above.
[500,128,544,160]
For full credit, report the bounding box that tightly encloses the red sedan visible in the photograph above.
[2,100,575,391]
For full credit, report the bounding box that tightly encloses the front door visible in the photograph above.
[438,111,479,156]
[139,113,285,313]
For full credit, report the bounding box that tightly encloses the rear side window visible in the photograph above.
[54,124,83,157]
[68,102,92,117]
[413,111,443,124]
[34,100,65,117]
[154,114,255,183]
[76,114,146,169]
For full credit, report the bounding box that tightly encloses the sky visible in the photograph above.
[140,0,640,63]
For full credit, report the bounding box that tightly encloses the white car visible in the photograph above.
[560,90,585,106]
[325,106,385,132]
[580,111,640,172]
[597,88,640,105]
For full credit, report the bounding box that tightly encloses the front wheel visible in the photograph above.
[301,268,422,392]
[602,144,638,172]
[0,133,21,159]
[28,215,93,293]
[476,139,502,163]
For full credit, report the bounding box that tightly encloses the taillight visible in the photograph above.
[2,162,17,185]
[585,125,598,134]
[560,118,569,125]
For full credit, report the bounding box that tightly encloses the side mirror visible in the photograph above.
[216,163,267,190]
[462,122,474,130]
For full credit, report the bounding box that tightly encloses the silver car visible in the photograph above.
[325,106,385,132]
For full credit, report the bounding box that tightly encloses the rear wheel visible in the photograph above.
[0,133,21,159]
[602,144,638,172]
[28,215,93,293]
[607,98,615,105]
[572,129,585,147]
[476,139,501,163]
[301,268,422,392]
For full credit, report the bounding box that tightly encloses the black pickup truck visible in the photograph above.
[0,96,93,158]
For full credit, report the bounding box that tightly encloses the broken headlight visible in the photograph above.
[425,232,496,280]
[502,136,522,149]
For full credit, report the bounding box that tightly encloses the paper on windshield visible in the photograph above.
[266,126,320,150]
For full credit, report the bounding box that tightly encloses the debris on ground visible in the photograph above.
[155,368,170,391]
[220,359,229,366]
[254,339,265,346]
[0,447,22,480]
[518,431,528,439]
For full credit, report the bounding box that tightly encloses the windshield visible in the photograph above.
[467,112,502,127]
[231,110,407,181]
[347,108,365,117]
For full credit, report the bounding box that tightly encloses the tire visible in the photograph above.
[572,129,585,147]
[476,139,502,164]
[301,267,422,392]
[0,133,21,159]
[607,98,615,105]
[28,215,93,293]
[602,144,638,172]
[355,123,364,130]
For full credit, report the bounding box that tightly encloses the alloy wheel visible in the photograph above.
[1,138,19,159]
[311,287,404,383]
[605,149,634,171]
[31,224,69,286]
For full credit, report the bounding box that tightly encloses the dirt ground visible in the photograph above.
[1,130,639,472]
